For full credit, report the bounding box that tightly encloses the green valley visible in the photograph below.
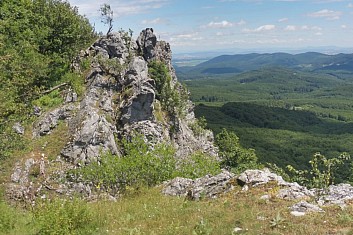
[180,61,353,182]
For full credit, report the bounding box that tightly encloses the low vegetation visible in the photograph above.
[215,128,260,173]
[148,61,189,117]
[74,134,221,194]
[3,185,353,234]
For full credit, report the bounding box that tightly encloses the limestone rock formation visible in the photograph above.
[32,28,217,165]
[290,201,324,216]
[162,170,236,200]
[7,28,218,201]
[162,168,353,217]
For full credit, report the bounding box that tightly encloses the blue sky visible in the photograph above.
[67,0,353,53]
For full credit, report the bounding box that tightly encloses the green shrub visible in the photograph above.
[189,116,207,136]
[215,128,259,173]
[32,89,63,109]
[62,72,85,97]
[77,135,176,192]
[175,152,221,179]
[33,198,100,235]
[0,124,27,161]
[148,61,188,117]
[287,152,350,189]
[76,134,222,192]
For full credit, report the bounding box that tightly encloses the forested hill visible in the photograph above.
[176,52,353,78]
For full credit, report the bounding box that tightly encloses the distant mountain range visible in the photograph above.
[175,52,353,79]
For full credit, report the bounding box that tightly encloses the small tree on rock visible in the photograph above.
[100,3,114,35]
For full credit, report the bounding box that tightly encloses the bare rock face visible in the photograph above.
[290,201,324,216]
[318,183,353,207]
[136,28,157,62]
[162,170,236,200]
[12,122,25,135]
[237,169,315,200]
[237,168,287,186]
[33,104,76,137]
[120,57,155,125]
[61,28,216,164]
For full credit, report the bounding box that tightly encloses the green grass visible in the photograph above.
[3,186,353,234]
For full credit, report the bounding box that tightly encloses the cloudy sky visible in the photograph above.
[67,0,353,53]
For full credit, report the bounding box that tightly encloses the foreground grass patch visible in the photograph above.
[88,187,353,235]
[2,186,353,234]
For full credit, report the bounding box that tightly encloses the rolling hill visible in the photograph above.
[176,52,353,79]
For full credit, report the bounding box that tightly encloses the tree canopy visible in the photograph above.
[0,0,95,120]
[0,0,96,159]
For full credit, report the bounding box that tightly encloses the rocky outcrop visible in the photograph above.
[57,28,217,164]
[237,169,315,200]
[162,168,353,217]
[119,57,155,125]
[12,122,24,135]
[6,28,218,201]
[290,201,324,216]
[33,105,76,137]
[162,170,236,200]
[318,183,353,207]
[136,28,157,62]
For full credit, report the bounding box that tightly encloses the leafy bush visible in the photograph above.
[287,152,350,189]
[76,134,222,193]
[33,198,100,235]
[148,61,188,117]
[77,135,176,192]
[175,152,221,179]
[32,89,63,109]
[62,72,85,97]
[215,128,259,173]
[189,116,207,136]
[0,124,27,161]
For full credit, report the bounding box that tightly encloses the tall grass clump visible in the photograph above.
[33,198,101,235]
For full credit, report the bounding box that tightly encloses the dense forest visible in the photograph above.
[181,58,353,182]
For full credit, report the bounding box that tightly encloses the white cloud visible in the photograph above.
[238,19,247,26]
[168,31,204,47]
[141,18,167,25]
[207,20,234,28]
[283,25,323,32]
[308,9,342,20]
[285,25,297,31]
[341,24,347,28]
[278,18,289,22]
[68,0,169,17]
[349,3,353,8]
[311,26,323,31]
[243,24,276,32]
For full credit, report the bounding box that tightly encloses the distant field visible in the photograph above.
[172,59,208,67]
